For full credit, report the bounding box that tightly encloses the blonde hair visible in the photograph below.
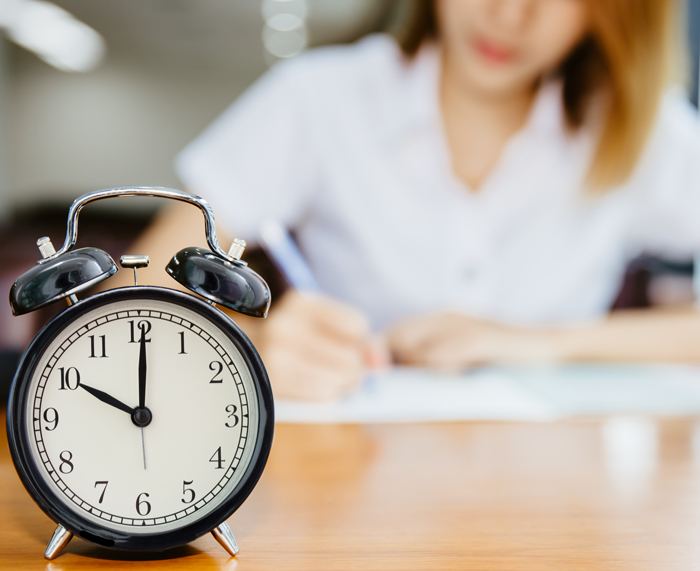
[396,0,679,190]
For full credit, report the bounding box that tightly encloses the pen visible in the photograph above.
[259,220,321,292]
[258,220,390,373]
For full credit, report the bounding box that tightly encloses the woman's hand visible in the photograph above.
[386,312,558,369]
[244,290,371,401]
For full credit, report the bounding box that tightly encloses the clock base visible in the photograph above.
[211,522,240,557]
[44,524,73,560]
[42,522,240,559]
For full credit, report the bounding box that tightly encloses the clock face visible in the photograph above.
[8,287,273,550]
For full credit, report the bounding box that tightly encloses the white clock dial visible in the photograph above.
[24,297,260,534]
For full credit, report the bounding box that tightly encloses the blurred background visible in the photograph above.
[0,0,401,213]
[0,0,698,399]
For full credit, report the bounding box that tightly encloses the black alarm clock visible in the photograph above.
[6,187,274,560]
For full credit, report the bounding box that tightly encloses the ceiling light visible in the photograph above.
[0,0,105,72]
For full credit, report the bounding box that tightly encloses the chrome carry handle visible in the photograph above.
[41,186,242,264]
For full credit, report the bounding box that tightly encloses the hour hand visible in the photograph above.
[80,383,134,415]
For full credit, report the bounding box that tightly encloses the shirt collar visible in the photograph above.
[526,77,567,137]
[381,40,442,143]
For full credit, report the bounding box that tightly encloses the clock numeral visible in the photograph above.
[225,404,239,428]
[136,492,151,516]
[128,320,152,343]
[182,480,196,504]
[209,361,224,383]
[89,335,108,358]
[94,481,108,504]
[209,446,225,469]
[43,408,59,431]
[58,367,80,391]
[59,450,74,474]
[178,331,187,354]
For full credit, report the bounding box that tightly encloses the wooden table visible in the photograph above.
[2,413,700,570]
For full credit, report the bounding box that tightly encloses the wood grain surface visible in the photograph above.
[2,412,700,570]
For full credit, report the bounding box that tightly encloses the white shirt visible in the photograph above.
[176,34,700,331]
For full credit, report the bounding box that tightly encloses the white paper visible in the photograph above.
[274,364,700,424]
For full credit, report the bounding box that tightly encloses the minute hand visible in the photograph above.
[138,329,147,410]
[80,383,134,415]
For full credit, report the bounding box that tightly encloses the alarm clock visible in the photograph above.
[6,187,274,560]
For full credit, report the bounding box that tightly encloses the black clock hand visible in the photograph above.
[79,383,134,415]
[136,328,149,471]
[130,327,153,430]
[138,328,147,410]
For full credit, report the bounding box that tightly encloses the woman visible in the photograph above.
[130,0,700,400]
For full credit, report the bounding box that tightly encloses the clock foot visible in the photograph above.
[211,522,239,557]
[44,524,73,560]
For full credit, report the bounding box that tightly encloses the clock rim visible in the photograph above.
[7,286,274,552]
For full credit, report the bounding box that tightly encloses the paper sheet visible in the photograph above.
[274,364,700,424]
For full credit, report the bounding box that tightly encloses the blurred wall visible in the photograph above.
[2,0,391,215]
[6,47,258,212]
[689,0,700,105]
[0,34,8,219]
